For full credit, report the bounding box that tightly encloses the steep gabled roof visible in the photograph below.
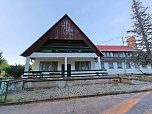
[96,45,134,52]
[21,14,103,57]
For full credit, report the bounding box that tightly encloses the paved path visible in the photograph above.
[1,92,152,114]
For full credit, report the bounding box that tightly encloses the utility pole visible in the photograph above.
[121,37,125,46]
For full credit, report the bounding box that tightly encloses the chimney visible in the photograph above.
[127,36,137,49]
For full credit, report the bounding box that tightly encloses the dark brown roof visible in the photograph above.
[21,14,103,57]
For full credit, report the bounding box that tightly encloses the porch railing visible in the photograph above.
[23,69,108,79]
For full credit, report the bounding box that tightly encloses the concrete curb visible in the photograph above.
[0,89,152,106]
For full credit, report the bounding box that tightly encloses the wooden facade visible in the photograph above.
[21,14,103,57]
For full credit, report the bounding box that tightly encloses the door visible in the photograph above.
[67,64,71,77]
[62,64,65,77]
[62,64,71,77]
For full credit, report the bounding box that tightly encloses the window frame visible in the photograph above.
[39,61,58,71]
[101,62,105,69]
[108,62,114,69]
[117,62,123,69]
[126,62,131,69]
[75,61,91,70]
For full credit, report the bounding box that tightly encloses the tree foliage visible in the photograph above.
[0,52,9,75]
[128,0,152,65]
[5,65,24,79]
[131,50,152,66]
[0,59,9,71]
[0,52,24,78]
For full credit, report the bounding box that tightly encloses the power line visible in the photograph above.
[101,36,123,44]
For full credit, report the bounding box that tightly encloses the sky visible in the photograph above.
[0,0,152,65]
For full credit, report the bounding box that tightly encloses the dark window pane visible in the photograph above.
[108,62,114,69]
[101,62,105,69]
[117,62,122,69]
[126,62,131,69]
[75,61,91,70]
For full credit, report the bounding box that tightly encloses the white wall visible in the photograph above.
[33,58,96,71]
[33,57,152,74]
[103,62,152,75]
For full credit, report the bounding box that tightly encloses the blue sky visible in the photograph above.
[0,0,152,65]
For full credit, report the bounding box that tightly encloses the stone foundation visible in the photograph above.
[23,78,115,89]
[9,80,23,93]
[120,78,132,84]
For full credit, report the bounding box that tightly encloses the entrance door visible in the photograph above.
[61,64,65,77]
[62,64,71,77]
[67,64,71,77]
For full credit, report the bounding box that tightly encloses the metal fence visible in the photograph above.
[0,81,9,103]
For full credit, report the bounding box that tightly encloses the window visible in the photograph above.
[107,52,110,56]
[125,52,131,57]
[102,52,106,56]
[110,52,113,56]
[119,52,124,57]
[113,52,118,57]
[117,62,122,69]
[75,61,91,70]
[101,62,105,69]
[39,62,58,71]
[142,65,147,69]
[108,62,114,69]
[126,62,131,69]
[104,52,107,56]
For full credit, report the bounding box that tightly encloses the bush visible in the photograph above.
[5,65,24,79]
[0,59,9,77]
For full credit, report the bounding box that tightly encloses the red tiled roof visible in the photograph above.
[96,45,134,52]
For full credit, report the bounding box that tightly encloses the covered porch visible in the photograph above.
[24,52,106,78]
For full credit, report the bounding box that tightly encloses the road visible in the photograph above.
[1,91,152,114]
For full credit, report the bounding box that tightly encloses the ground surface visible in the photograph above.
[7,80,152,102]
[1,91,152,114]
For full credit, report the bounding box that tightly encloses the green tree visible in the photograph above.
[5,65,24,79]
[0,59,9,71]
[128,0,152,66]
[0,52,9,76]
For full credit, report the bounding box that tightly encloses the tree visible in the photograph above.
[0,52,9,75]
[5,65,24,79]
[128,0,152,65]
[0,52,3,65]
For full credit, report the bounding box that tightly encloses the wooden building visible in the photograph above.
[21,14,104,77]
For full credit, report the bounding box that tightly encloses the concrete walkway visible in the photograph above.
[1,91,152,114]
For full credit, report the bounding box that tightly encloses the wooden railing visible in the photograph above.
[23,69,108,79]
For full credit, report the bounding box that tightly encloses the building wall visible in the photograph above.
[32,50,152,75]
[33,58,152,74]
[100,50,152,74]
[103,61,152,75]
[33,58,96,71]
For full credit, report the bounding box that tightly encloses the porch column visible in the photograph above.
[24,57,30,73]
[64,57,68,77]
[97,56,101,69]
